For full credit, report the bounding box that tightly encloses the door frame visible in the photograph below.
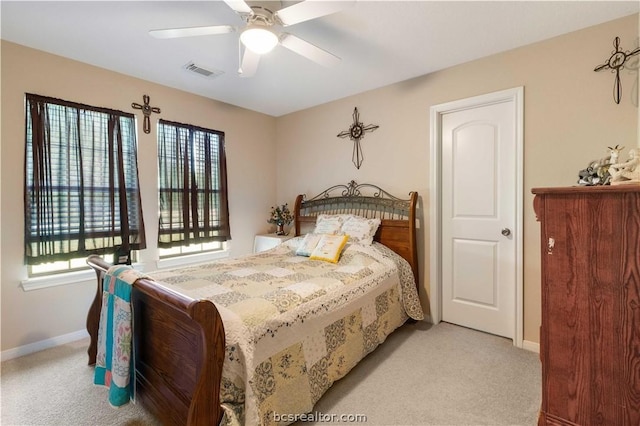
[429,87,524,348]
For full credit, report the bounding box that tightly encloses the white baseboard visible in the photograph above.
[1,329,88,362]
[424,317,539,354]
[522,339,540,353]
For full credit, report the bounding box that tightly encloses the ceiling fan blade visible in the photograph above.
[276,0,355,26]
[239,47,260,77]
[280,33,340,67]
[149,25,235,39]
[223,0,253,15]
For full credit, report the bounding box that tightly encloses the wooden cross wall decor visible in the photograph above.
[337,107,379,169]
[131,94,161,133]
[594,36,640,104]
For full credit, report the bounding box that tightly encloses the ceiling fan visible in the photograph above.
[149,0,354,77]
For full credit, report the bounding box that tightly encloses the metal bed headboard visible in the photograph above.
[295,180,413,220]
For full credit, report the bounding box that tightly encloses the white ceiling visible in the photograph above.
[1,1,638,117]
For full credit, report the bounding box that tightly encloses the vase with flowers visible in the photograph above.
[268,203,294,235]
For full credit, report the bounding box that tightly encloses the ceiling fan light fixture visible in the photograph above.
[240,25,278,54]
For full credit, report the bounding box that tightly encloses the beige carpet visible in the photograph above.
[1,322,541,426]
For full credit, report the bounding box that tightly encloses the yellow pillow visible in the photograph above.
[309,234,349,263]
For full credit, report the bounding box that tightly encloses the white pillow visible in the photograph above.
[296,233,323,257]
[309,234,349,263]
[340,216,381,245]
[312,214,352,235]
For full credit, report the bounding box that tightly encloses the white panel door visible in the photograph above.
[441,100,516,338]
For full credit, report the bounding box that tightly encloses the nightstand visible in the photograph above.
[253,234,292,253]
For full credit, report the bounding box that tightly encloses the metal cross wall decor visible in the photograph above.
[337,107,379,169]
[594,36,640,104]
[131,94,161,133]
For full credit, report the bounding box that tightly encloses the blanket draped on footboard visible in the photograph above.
[94,265,148,407]
[149,238,423,426]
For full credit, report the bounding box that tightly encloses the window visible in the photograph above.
[24,94,146,269]
[157,119,231,253]
[29,253,117,276]
[158,241,223,258]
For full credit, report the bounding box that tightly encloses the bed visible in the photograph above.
[86,180,422,426]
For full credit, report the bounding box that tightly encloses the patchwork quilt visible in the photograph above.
[148,238,423,426]
[94,265,148,407]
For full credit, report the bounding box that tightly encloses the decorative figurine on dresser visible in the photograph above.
[577,145,624,186]
[609,148,640,185]
[532,185,640,426]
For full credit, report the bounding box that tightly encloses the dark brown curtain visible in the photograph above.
[158,119,231,247]
[24,94,146,265]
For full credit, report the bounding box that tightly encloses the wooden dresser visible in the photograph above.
[532,186,640,425]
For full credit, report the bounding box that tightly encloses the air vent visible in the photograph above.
[183,62,224,79]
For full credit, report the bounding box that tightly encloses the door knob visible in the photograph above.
[501,228,511,236]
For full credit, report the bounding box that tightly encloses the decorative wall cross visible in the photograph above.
[131,94,161,133]
[337,107,379,169]
[594,36,640,104]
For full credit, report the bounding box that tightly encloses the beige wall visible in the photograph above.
[0,41,277,353]
[275,14,639,344]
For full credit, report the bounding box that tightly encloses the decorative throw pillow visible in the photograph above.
[296,233,323,257]
[309,234,349,263]
[341,216,381,245]
[312,214,352,235]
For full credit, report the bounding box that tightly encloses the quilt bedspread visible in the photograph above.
[148,238,423,426]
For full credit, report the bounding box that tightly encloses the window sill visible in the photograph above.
[155,249,229,270]
[21,268,97,291]
[20,250,229,291]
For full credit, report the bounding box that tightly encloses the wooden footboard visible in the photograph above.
[86,255,226,426]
